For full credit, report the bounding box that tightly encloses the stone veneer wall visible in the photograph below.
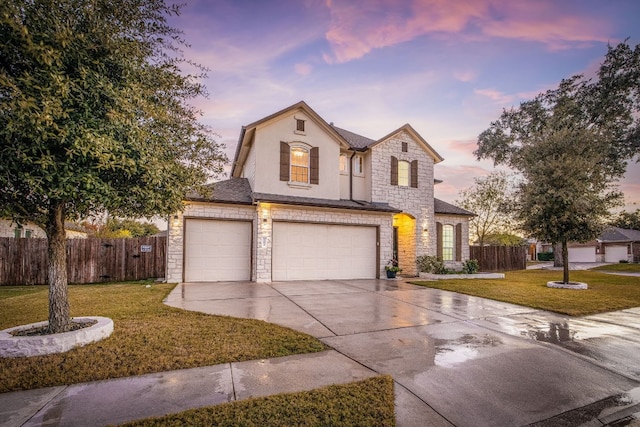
[434,213,471,266]
[0,220,47,238]
[166,202,256,283]
[370,130,436,275]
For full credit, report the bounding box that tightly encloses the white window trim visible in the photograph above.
[288,142,312,188]
[294,116,306,135]
[442,224,454,261]
[353,154,365,177]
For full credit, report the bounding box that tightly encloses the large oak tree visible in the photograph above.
[0,0,227,332]
[476,42,640,284]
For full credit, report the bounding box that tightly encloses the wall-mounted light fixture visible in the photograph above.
[172,215,180,227]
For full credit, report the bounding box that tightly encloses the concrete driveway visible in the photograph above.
[165,279,640,426]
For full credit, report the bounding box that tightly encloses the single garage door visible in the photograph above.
[272,222,377,281]
[184,219,252,281]
[568,247,596,262]
[605,245,628,263]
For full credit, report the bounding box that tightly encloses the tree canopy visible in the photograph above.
[0,0,227,331]
[609,209,640,230]
[456,171,518,247]
[476,42,640,283]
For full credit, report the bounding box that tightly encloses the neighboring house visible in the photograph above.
[536,227,640,263]
[166,101,474,282]
[0,219,89,239]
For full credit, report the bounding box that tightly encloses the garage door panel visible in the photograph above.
[272,222,376,281]
[185,219,251,282]
[605,245,628,263]
[568,247,595,263]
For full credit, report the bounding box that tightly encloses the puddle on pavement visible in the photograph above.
[434,333,503,368]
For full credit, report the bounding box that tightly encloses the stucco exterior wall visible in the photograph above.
[250,110,342,200]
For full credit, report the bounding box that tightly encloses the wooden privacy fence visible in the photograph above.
[470,245,527,272]
[0,236,166,285]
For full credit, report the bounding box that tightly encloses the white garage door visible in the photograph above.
[568,247,596,262]
[605,245,628,263]
[184,219,252,282]
[272,222,377,281]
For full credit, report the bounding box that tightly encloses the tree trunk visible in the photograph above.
[46,201,70,333]
[562,240,570,284]
[553,242,563,267]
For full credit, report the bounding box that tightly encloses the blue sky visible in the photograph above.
[167,0,640,210]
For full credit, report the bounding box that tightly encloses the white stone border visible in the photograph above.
[0,316,114,358]
[418,272,505,280]
[547,281,588,290]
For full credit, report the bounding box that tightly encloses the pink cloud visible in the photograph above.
[294,63,313,76]
[474,88,514,105]
[323,0,613,63]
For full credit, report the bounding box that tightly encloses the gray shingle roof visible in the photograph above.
[434,198,475,216]
[186,178,253,204]
[600,226,640,242]
[331,125,375,149]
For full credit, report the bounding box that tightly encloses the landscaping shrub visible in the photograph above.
[537,252,554,261]
[462,259,480,274]
[416,255,447,274]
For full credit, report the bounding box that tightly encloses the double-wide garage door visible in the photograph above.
[272,222,377,281]
[183,219,377,282]
[184,219,252,282]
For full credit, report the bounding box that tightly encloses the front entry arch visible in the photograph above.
[392,213,416,275]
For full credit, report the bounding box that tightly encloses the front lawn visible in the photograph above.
[120,376,395,427]
[590,263,640,273]
[0,282,326,393]
[411,269,640,316]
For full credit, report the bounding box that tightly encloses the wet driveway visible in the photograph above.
[165,279,640,426]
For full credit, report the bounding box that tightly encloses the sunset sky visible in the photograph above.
[167,0,640,210]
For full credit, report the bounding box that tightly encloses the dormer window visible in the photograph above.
[291,147,309,183]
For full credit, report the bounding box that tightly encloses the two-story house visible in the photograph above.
[166,101,473,282]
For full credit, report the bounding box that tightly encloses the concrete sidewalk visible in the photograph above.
[1,350,381,427]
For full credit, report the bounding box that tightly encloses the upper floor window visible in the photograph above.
[290,147,309,183]
[390,157,418,188]
[442,225,454,261]
[339,154,348,174]
[354,155,364,176]
[398,160,409,186]
[280,142,319,185]
[14,227,21,238]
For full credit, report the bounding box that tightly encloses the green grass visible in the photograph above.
[119,376,396,427]
[0,282,327,393]
[590,263,640,272]
[411,269,640,316]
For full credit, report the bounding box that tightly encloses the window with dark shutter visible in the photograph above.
[455,224,462,261]
[402,142,408,152]
[280,142,290,181]
[390,156,398,185]
[436,222,443,259]
[410,160,418,188]
[310,147,319,184]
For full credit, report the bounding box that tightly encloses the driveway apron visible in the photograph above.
[165,280,640,427]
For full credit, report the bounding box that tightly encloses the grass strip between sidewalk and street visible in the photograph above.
[590,263,640,273]
[411,269,640,316]
[118,375,396,427]
[0,281,327,393]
